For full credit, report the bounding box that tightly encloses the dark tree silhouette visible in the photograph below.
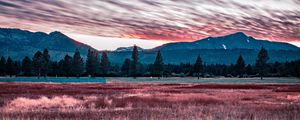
[62,54,72,78]
[72,49,84,78]
[153,50,164,79]
[121,58,131,77]
[6,57,14,77]
[58,60,65,76]
[13,61,21,76]
[41,49,51,78]
[100,51,111,75]
[22,56,32,76]
[32,51,43,78]
[193,55,203,79]
[86,49,99,77]
[0,56,6,76]
[256,47,269,80]
[235,55,246,77]
[50,61,59,77]
[246,64,252,75]
[131,45,139,79]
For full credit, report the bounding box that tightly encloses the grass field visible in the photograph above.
[0,77,300,119]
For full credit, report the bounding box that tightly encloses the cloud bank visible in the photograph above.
[0,0,299,46]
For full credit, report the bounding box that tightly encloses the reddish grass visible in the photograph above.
[0,82,300,119]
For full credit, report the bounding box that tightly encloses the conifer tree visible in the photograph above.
[100,51,111,75]
[0,56,6,76]
[41,49,50,77]
[256,47,269,80]
[235,55,246,77]
[13,61,21,76]
[63,54,72,78]
[131,45,139,78]
[86,49,99,77]
[153,50,164,79]
[51,61,59,77]
[72,49,84,78]
[121,58,131,77]
[32,51,43,78]
[193,55,203,79]
[58,60,65,76]
[246,64,252,75]
[6,57,14,77]
[22,56,32,76]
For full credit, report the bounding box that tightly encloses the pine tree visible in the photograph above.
[32,51,43,78]
[22,56,32,76]
[246,64,252,75]
[51,61,59,77]
[100,51,111,75]
[72,49,84,78]
[63,54,72,78]
[235,55,246,77]
[94,52,101,76]
[193,55,203,79]
[58,60,65,76]
[121,58,131,77]
[86,49,99,77]
[256,47,269,80]
[131,45,139,78]
[13,61,21,76]
[6,57,14,77]
[86,49,93,76]
[0,56,6,76]
[153,50,164,79]
[41,49,50,78]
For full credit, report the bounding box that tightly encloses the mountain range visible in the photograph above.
[0,28,94,60]
[154,32,299,51]
[0,28,299,65]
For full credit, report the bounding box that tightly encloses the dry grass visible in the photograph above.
[0,82,300,119]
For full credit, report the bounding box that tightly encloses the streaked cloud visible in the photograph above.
[0,0,299,49]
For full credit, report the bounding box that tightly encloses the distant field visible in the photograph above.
[0,82,300,119]
[0,77,106,83]
[0,77,300,84]
[107,77,300,84]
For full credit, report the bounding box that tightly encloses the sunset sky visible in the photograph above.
[0,0,299,50]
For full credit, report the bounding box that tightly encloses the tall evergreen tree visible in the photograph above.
[235,55,246,77]
[32,51,43,78]
[86,49,93,76]
[58,60,65,76]
[121,58,131,77]
[131,45,139,78]
[296,60,300,77]
[193,55,203,79]
[100,51,111,75]
[0,56,6,76]
[13,61,21,76]
[41,49,50,77]
[50,61,59,77]
[246,64,252,75]
[72,49,84,78]
[63,54,72,78]
[256,47,269,80]
[153,50,164,79]
[22,56,32,76]
[86,49,99,77]
[6,57,14,77]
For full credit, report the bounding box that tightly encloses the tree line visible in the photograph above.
[0,46,300,79]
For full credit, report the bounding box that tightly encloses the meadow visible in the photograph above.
[0,77,300,119]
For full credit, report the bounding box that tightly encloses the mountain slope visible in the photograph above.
[111,32,300,65]
[1,28,299,65]
[155,32,299,51]
[0,28,94,60]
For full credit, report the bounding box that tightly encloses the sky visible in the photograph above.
[0,0,299,50]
